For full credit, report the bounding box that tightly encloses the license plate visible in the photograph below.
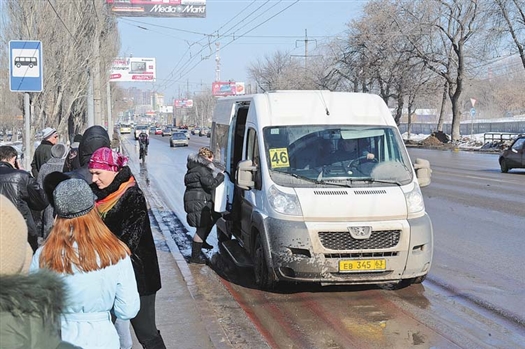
[339,259,386,272]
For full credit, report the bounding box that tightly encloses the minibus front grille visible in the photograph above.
[318,230,401,250]
[324,251,399,258]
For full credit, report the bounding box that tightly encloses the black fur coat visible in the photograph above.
[183,153,225,228]
[91,166,161,296]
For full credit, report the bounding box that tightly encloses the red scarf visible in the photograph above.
[95,176,136,218]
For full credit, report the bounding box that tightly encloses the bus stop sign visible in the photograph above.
[9,40,43,92]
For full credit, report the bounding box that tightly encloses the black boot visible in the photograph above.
[190,241,207,264]
[201,241,213,250]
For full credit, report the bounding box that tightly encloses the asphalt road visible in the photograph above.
[129,135,525,349]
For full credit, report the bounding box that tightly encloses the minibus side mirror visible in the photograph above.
[236,159,257,190]
[414,158,432,187]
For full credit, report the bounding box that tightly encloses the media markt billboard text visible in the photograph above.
[110,57,156,82]
[106,0,206,18]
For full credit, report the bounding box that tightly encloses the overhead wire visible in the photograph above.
[46,0,76,42]
[158,0,300,92]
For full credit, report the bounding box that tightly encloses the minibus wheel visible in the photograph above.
[254,234,276,290]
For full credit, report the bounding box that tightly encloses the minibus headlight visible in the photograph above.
[405,184,425,217]
[268,185,302,216]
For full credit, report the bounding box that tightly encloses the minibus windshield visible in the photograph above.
[263,125,413,187]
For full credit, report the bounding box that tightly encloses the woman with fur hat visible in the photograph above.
[0,194,79,348]
[30,179,140,349]
[88,147,165,349]
[183,147,225,264]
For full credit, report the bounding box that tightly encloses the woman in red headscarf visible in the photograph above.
[88,147,166,349]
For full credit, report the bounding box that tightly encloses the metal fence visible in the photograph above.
[398,120,525,135]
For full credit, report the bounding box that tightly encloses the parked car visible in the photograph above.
[191,128,200,136]
[170,132,189,147]
[162,127,172,137]
[499,134,525,173]
[154,128,163,135]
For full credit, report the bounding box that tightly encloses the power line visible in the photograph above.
[46,0,76,42]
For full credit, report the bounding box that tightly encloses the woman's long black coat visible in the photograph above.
[183,153,224,228]
[91,166,161,296]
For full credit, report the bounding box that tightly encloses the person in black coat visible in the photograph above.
[62,133,83,172]
[88,147,165,349]
[0,146,48,252]
[183,147,225,264]
[66,126,110,183]
[31,127,59,178]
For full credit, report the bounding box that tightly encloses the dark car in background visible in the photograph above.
[499,134,525,172]
[170,132,189,147]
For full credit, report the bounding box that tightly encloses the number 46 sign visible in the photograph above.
[269,148,289,168]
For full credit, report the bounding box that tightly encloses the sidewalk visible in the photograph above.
[130,213,219,349]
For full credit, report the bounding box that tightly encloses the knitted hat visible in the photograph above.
[51,143,67,159]
[88,147,128,172]
[0,195,33,275]
[53,179,95,219]
[42,127,57,140]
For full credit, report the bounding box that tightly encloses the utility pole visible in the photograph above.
[291,29,319,81]
[215,42,221,82]
[93,32,102,126]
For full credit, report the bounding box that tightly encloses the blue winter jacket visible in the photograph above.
[30,248,140,349]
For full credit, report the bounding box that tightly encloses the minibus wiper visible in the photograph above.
[357,177,402,186]
[291,173,350,188]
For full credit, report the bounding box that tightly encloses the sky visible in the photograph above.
[116,0,368,102]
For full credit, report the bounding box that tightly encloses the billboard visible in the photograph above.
[110,57,156,82]
[174,99,194,108]
[106,0,206,18]
[212,81,245,97]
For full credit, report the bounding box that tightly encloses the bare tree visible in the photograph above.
[395,0,485,141]
[488,0,525,71]
[1,1,119,145]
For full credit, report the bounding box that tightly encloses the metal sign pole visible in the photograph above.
[24,93,31,171]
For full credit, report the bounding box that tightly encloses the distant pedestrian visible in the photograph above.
[0,145,48,252]
[31,178,140,349]
[183,147,225,264]
[31,127,59,177]
[66,125,110,184]
[111,129,121,153]
[63,133,83,172]
[88,147,166,349]
[0,194,80,349]
[37,143,67,239]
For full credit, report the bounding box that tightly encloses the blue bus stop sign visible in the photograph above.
[470,108,476,117]
[9,40,43,92]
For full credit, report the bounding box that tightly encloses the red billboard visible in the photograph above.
[106,0,206,18]
[174,99,193,108]
[212,81,245,97]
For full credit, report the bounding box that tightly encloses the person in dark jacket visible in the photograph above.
[0,194,79,349]
[37,143,67,239]
[88,147,166,349]
[0,146,48,252]
[66,125,110,184]
[62,133,83,172]
[31,127,59,177]
[183,147,225,264]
